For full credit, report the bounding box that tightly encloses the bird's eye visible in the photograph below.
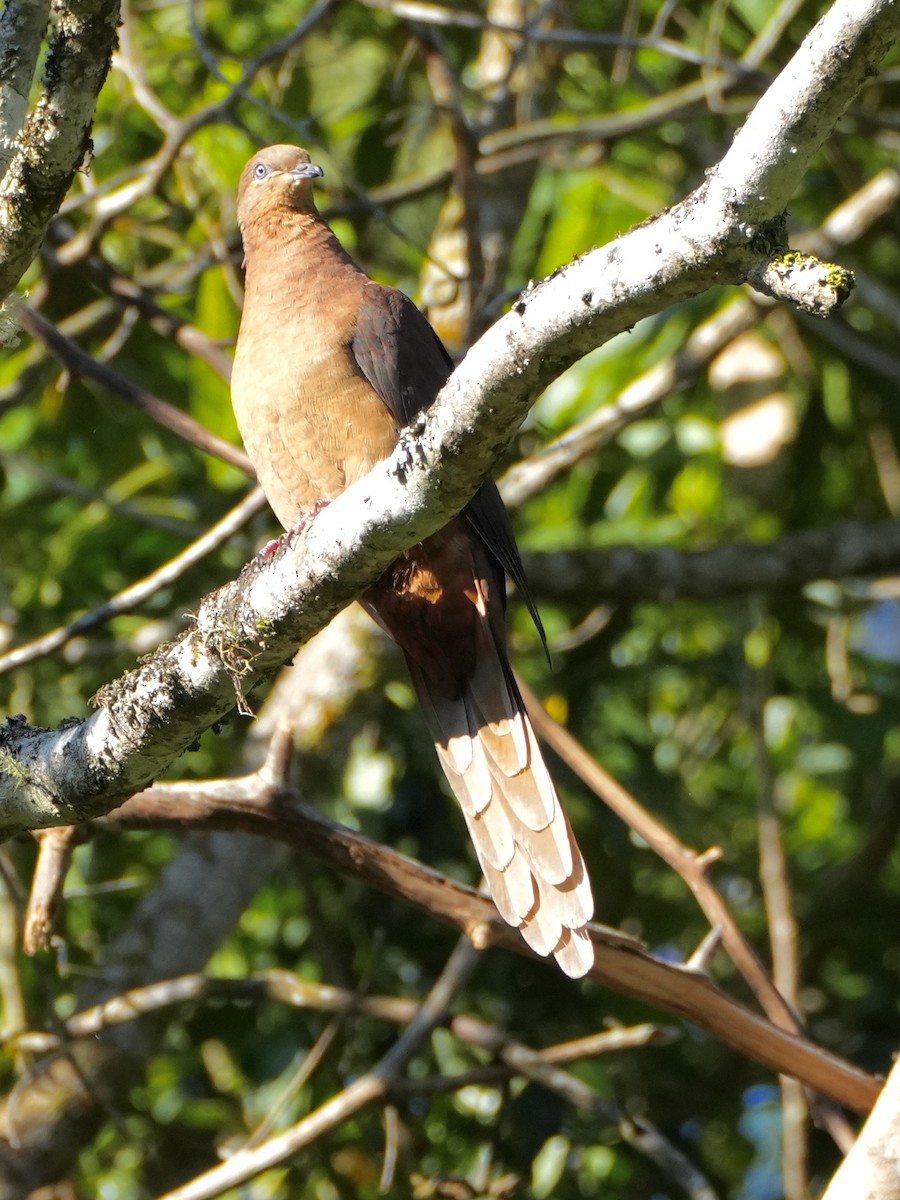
[253,163,268,180]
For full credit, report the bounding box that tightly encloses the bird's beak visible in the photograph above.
[291,162,324,181]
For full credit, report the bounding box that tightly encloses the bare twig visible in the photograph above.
[380,1104,401,1192]
[51,225,236,379]
[10,968,667,1068]
[155,937,481,1200]
[17,306,252,473]
[23,827,80,955]
[0,487,267,677]
[244,1019,341,1148]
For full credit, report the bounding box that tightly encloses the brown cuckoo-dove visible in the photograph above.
[232,144,594,976]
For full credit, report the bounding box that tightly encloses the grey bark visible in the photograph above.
[0,0,120,300]
[822,1056,900,1200]
[0,0,50,176]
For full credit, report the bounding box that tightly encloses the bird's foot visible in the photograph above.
[254,500,332,563]
[287,498,331,543]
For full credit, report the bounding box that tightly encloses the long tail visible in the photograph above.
[409,647,594,978]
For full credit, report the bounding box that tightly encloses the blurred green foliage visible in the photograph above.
[1,0,898,1197]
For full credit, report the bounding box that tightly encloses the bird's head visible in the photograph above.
[237,145,325,229]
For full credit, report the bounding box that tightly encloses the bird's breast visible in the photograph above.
[232,270,397,531]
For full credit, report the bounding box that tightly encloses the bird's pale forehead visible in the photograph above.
[250,144,312,173]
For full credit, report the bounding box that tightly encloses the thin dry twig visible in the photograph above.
[46,221,236,380]
[22,827,80,955]
[520,676,858,1148]
[17,306,252,473]
[8,968,668,1066]
[0,486,268,677]
[380,1104,401,1192]
[747,642,808,1197]
[244,1019,341,1149]
[155,936,481,1200]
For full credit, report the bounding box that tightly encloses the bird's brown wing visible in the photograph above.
[350,283,452,427]
[351,283,593,976]
[350,282,545,644]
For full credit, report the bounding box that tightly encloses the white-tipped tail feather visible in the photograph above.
[416,656,594,978]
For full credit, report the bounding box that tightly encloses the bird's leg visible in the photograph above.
[256,499,332,561]
[286,497,331,542]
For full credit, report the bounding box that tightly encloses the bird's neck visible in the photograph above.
[241,207,363,284]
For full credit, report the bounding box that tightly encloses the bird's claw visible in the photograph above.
[254,499,332,563]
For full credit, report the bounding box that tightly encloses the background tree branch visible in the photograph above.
[521,520,900,602]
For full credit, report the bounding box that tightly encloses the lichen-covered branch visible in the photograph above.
[0,0,50,176]
[0,0,120,299]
